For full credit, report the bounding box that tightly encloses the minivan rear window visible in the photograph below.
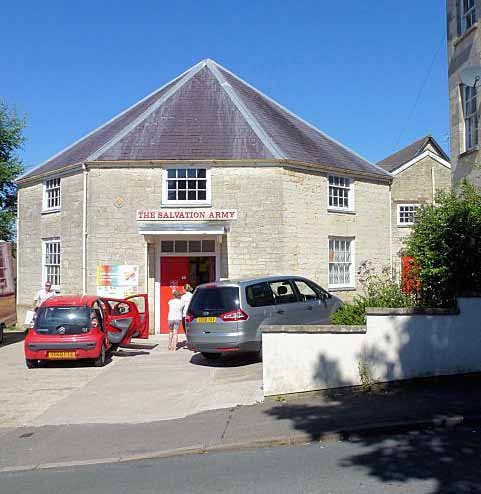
[189,286,240,316]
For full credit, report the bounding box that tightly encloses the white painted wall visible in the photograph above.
[263,298,481,396]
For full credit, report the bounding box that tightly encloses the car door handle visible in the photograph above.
[276,310,285,314]
[306,306,313,311]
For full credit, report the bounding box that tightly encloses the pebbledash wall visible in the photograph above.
[16,163,391,330]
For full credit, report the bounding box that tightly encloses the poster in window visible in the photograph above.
[96,264,139,298]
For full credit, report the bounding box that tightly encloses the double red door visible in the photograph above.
[160,257,189,334]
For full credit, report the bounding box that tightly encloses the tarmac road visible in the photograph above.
[1,425,480,494]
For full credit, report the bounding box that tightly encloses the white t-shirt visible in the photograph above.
[168,298,184,321]
[181,292,193,317]
[34,288,56,306]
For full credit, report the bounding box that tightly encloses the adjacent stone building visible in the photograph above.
[17,59,393,333]
[447,0,481,186]
[378,136,452,272]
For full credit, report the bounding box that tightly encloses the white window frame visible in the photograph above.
[42,177,61,212]
[42,238,61,290]
[328,237,355,290]
[328,175,354,212]
[463,85,479,151]
[461,0,477,34]
[397,204,420,227]
[161,166,212,207]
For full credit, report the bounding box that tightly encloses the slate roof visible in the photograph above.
[377,136,449,173]
[21,59,391,180]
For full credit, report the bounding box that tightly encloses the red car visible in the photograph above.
[24,294,149,368]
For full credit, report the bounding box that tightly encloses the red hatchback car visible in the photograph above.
[24,294,149,368]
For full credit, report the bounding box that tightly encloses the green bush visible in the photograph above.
[404,181,481,307]
[332,262,414,325]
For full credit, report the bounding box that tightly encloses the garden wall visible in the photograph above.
[262,298,480,396]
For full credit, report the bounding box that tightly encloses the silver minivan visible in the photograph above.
[185,276,341,360]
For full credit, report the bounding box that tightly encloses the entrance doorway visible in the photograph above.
[159,256,216,333]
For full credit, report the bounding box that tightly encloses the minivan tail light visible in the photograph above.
[185,312,194,323]
[220,309,249,322]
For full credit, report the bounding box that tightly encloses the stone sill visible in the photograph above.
[41,208,61,215]
[458,146,480,159]
[327,208,356,215]
[365,307,459,316]
[453,22,478,47]
[262,324,366,334]
[328,287,356,292]
[160,203,212,208]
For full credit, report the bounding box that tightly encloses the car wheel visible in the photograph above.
[0,323,4,345]
[201,352,221,361]
[93,344,106,367]
[26,359,38,369]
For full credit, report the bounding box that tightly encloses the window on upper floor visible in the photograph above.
[463,85,479,151]
[43,178,61,212]
[328,237,354,289]
[460,0,477,34]
[328,175,354,211]
[398,204,420,226]
[162,167,211,206]
[43,238,61,289]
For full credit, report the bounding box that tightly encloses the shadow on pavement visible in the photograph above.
[190,351,261,368]
[121,343,158,350]
[265,346,481,494]
[1,330,25,348]
[112,349,150,357]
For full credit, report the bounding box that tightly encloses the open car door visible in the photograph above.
[102,297,142,347]
[124,294,149,339]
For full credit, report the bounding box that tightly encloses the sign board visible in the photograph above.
[136,209,238,221]
[96,264,139,298]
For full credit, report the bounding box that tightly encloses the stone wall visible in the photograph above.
[447,0,481,187]
[16,163,391,324]
[390,156,451,273]
[17,172,84,324]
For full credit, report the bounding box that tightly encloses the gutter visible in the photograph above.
[82,163,88,294]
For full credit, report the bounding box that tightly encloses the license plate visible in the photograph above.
[196,317,217,323]
[47,351,76,359]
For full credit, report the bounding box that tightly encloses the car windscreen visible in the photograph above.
[34,306,92,335]
[188,286,240,316]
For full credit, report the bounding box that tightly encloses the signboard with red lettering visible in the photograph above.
[136,209,238,221]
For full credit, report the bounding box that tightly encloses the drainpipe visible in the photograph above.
[431,165,436,204]
[389,184,393,277]
[82,163,88,294]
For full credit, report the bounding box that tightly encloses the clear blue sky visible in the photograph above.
[1,0,448,170]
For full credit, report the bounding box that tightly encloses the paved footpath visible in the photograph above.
[0,332,263,427]
[2,372,481,472]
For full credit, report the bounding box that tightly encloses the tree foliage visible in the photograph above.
[404,181,481,307]
[0,100,25,240]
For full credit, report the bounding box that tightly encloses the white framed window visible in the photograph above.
[397,204,420,226]
[461,0,477,34]
[328,237,354,289]
[43,178,61,211]
[162,167,211,206]
[42,238,60,288]
[328,175,354,211]
[463,85,479,151]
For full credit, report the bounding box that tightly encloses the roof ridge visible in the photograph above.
[19,60,206,179]
[86,60,206,161]
[209,60,390,177]
[205,60,284,159]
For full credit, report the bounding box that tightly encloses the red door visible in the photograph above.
[160,257,189,334]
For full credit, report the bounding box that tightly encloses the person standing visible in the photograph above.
[167,290,184,351]
[33,281,56,309]
[181,284,194,334]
